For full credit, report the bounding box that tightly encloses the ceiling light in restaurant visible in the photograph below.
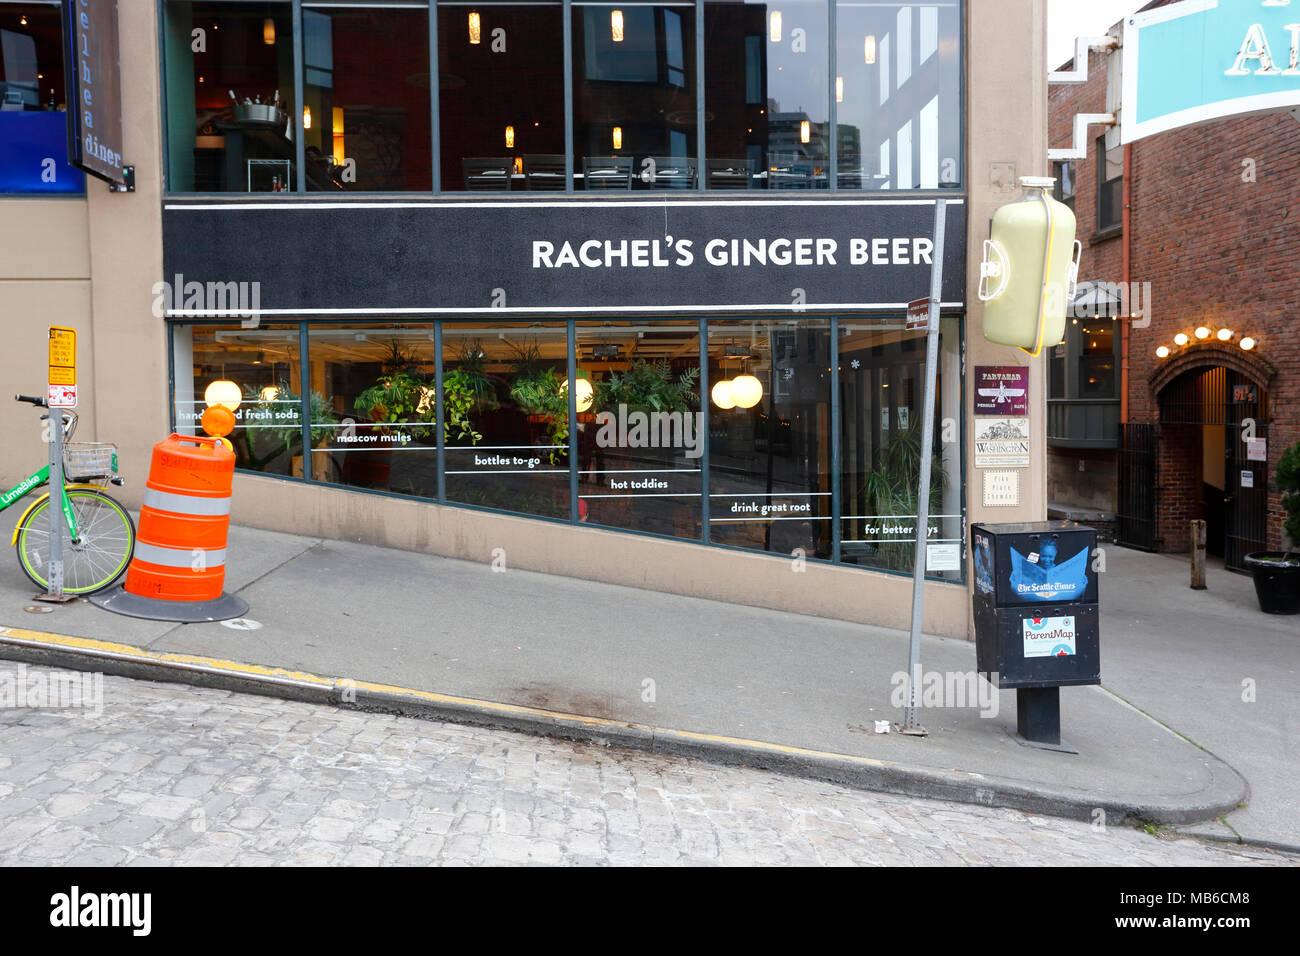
[469,11,481,44]
[205,380,242,412]
[303,106,312,130]
[769,12,782,43]
[835,76,844,102]
[613,126,623,150]
[730,374,763,409]
[505,125,515,149]
[561,378,594,413]
[611,10,624,42]
[864,35,877,64]
[260,386,280,402]
[800,120,811,144]
[263,18,276,45]
[711,380,736,410]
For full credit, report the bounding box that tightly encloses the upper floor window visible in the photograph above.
[0,0,85,194]
[1053,160,1074,211]
[161,0,964,193]
[1096,136,1122,232]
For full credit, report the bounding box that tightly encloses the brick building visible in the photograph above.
[1047,2,1299,569]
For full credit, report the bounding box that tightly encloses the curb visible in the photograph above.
[0,625,1248,829]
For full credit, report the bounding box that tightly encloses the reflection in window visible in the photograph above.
[708,319,832,557]
[1078,321,1116,399]
[164,1,295,192]
[438,1,564,191]
[835,1,960,190]
[307,325,439,495]
[577,322,702,537]
[839,316,961,581]
[442,323,571,518]
[302,5,431,191]
[172,324,304,477]
[0,3,83,194]
[573,3,697,189]
[704,0,829,189]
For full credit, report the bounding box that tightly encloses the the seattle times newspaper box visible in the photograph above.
[971,520,1100,750]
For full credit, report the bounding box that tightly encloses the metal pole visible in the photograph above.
[47,408,65,599]
[902,199,947,734]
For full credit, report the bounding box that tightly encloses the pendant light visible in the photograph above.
[611,10,624,42]
[711,380,736,410]
[800,120,811,144]
[505,125,515,149]
[468,11,481,44]
[769,11,782,43]
[263,18,276,45]
[730,374,763,409]
[205,379,242,412]
[864,35,877,64]
[612,126,623,150]
[835,76,844,102]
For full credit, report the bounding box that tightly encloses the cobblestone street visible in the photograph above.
[0,665,1290,867]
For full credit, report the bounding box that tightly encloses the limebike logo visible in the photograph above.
[593,404,704,459]
[0,473,42,508]
[150,273,261,320]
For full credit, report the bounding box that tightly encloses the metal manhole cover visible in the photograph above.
[220,618,263,630]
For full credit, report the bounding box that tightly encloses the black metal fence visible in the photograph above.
[1118,422,1157,551]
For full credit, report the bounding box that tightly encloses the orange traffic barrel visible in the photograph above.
[125,434,234,602]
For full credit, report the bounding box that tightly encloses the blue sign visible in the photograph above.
[1123,0,1300,143]
[0,112,85,194]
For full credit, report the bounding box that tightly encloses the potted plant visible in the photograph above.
[857,423,949,572]
[255,381,338,480]
[592,360,699,415]
[1243,440,1300,615]
[509,365,570,462]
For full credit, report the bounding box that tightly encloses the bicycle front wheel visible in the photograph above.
[15,489,136,595]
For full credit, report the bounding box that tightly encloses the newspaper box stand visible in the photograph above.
[971,520,1100,752]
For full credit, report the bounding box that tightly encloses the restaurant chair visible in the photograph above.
[706,159,753,190]
[462,157,514,191]
[645,157,696,189]
[583,155,634,190]
[524,154,566,190]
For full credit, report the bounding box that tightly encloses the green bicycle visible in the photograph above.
[3,393,136,595]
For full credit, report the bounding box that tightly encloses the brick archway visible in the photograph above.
[1148,343,1276,403]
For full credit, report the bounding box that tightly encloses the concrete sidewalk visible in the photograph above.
[1,517,1285,841]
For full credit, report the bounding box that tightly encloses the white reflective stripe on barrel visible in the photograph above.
[143,487,232,517]
[132,541,227,569]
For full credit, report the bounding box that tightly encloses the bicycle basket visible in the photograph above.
[63,442,118,480]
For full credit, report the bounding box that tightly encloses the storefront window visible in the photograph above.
[835,0,960,190]
[304,324,439,495]
[302,5,431,191]
[172,315,965,578]
[438,1,564,191]
[164,1,295,192]
[704,0,829,190]
[172,324,304,476]
[573,3,697,189]
[838,315,961,580]
[442,322,570,518]
[707,318,832,557]
[576,321,702,536]
[0,1,84,194]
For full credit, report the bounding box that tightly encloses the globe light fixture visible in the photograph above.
[711,380,735,410]
[468,11,481,44]
[205,379,242,412]
[1195,326,1211,339]
[611,10,624,41]
[1173,332,1189,346]
[1155,346,1170,358]
[1217,328,1233,341]
[1240,337,1256,351]
[259,385,280,402]
[729,374,764,409]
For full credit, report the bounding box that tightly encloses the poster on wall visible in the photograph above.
[981,470,1020,507]
[973,366,1029,416]
[974,417,1030,468]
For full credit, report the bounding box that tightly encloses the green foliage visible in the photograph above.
[859,424,949,571]
[509,365,569,460]
[442,369,484,445]
[249,380,338,453]
[1277,441,1300,557]
[593,361,699,413]
[355,368,483,446]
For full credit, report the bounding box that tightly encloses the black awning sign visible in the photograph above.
[63,0,128,187]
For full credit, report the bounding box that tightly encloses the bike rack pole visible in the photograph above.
[44,408,66,601]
